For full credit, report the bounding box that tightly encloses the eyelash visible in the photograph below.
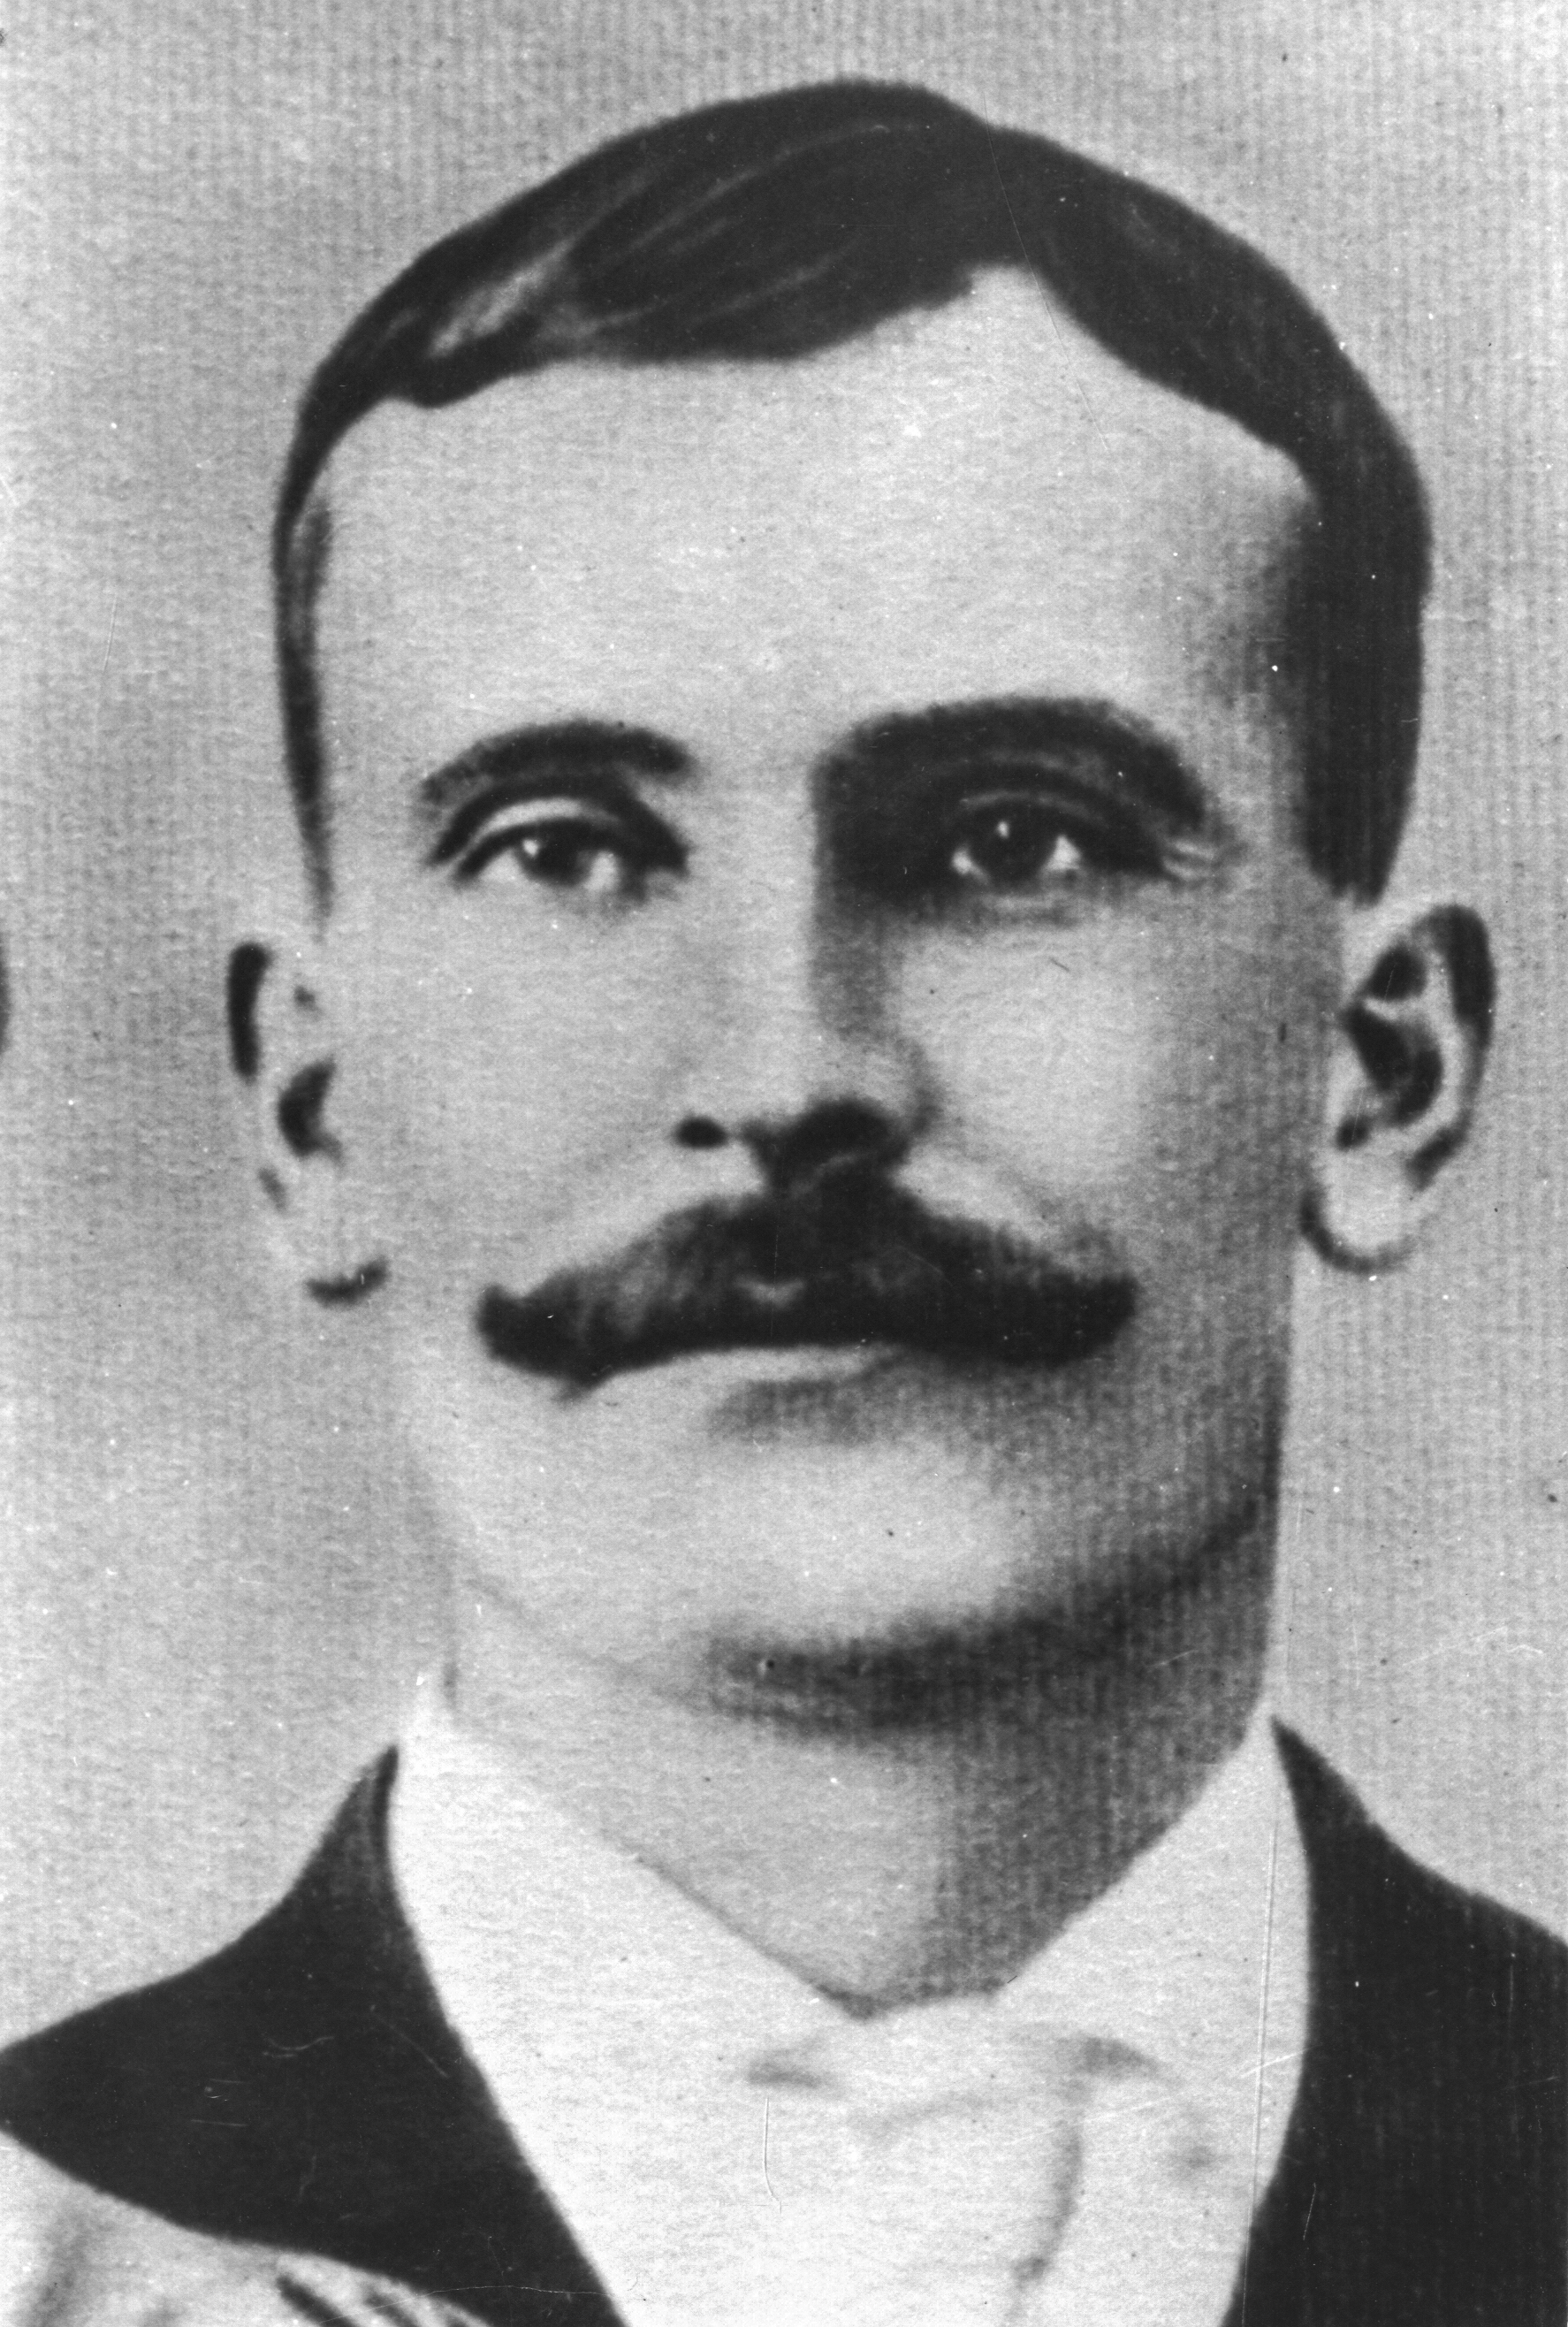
[447,797,686,896]
[439,781,1173,907]
[931,791,1155,893]
[838,784,1167,910]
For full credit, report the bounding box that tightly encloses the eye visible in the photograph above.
[450,797,683,899]
[469,812,624,894]
[945,797,1091,891]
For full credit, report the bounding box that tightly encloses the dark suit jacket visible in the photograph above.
[1,1729,1562,2325]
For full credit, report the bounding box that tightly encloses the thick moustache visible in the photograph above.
[476,1173,1136,1392]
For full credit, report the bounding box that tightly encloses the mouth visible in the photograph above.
[475,1185,1136,1393]
[636,1331,896,1381]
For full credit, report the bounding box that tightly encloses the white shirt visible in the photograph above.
[392,1687,1307,2326]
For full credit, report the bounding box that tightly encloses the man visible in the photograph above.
[0,78,1561,2327]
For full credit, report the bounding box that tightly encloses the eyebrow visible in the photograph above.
[417,719,692,831]
[820,698,1215,830]
[414,697,1226,874]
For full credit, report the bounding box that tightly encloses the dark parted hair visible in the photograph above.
[274,79,1429,909]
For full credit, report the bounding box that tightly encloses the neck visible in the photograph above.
[451,1527,1274,2008]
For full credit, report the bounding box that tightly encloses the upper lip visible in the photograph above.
[476,1174,1136,1392]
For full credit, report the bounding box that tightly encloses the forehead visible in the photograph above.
[316,273,1314,785]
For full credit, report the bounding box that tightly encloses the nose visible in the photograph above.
[678,1093,910,1194]
[671,888,929,1196]
[729,1096,909,1191]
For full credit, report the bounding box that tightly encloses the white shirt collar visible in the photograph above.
[391,1682,1306,2325]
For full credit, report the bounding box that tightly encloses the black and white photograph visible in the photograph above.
[0,5,1563,2322]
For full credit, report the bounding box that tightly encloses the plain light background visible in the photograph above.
[1,0,1564,2040]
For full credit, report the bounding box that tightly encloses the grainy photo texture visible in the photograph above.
[0,7,1564,2323]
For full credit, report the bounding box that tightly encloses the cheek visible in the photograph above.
[324,892,682,1259]
[904,898,1333,1247]
[917,950,1153,1197]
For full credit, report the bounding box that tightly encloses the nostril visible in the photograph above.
[675,1115,728,1151]
[747,1100,908,1193]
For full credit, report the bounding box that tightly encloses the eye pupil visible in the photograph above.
[520,823,603,884]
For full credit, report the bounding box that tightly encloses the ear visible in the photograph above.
[226,938,388,1306]
[1305,901,1494,1270]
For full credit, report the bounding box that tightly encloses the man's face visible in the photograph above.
[308,273,1339,1712]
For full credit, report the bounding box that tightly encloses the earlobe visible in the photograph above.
[1305,903,1494,1270]
[226,937,389,1305]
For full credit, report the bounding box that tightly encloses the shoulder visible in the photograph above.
[1249,1727,1566,2324]
[0,1758,603,2322]
[1276,1722,1566,2058]
[0,1755,404,2208]
[0,2132,485,2325]
[0,1753,521,2259]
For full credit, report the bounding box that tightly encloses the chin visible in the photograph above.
[691,1613,1040,1736]
[438,1423,1055,1698]
[411,1333,1278,1714]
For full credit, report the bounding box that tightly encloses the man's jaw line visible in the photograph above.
[454,1486,1275,1748]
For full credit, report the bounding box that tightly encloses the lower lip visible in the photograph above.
[582,1342,900,1402]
